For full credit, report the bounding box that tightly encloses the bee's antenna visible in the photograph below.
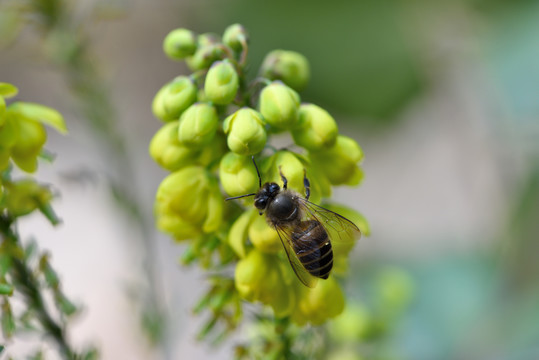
[225,193,256,201]
[252,155,262,188]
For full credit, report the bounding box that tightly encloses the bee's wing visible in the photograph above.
[297,198,361,244]
[274,224,318,288]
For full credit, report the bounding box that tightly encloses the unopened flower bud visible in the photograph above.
[4,179,53,217]
[0,82,19,98]
[260,50,310,91]
[292,277,344,326]
[227,209,256,258]
[0,96,5,127]
[186,36,225,71]
[178,103,219,148]
[223,24,248,52]
[292,104,338,150]
[219,152,259,197]
[263,151,312,199]
[223,108,267,155]
[155,166,223,240]
[163,28,197,60]
[248,214,281,253]
[0,116,19,149]
[329,304,371,343]
[322,203,368,275]
[377,268,414,311]
[11,117,46,173]
[0,148,9,171]
[153,76,197,122]
[235,249,295,316]
[259,81,300,130]
[149,121,197,171]
[204,60,239,105]
[310,135,364,186]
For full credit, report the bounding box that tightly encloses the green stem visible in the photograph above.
[0,216,76,359]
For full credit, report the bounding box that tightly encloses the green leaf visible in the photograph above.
[0,283,13,296]
[0,83,18,98]
[0,254,12,277]
[55,292,78,317]
[9,102,67,134]
[1,301,15,338]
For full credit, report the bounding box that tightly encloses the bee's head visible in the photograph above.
[254,182,280,212]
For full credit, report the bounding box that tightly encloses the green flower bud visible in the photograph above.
[4,179,53,217]
[178,103,219,148]
[150,121,226,172]
[223,108,267,155]
[291,277,345,326]
[329,304,371,343]
[197,33,220,47]
[262,151,318,202]
[292,104,338,150]
[0,96,5,127]
[259,81,300,130]
[204,60,239,105]
[163,28,197,60]
[149,121,197,171]
[322,203,368,275]
[186,37,226,71]
[227,209,256,258]
[155,166,223,240]
[0,148,10,171]
[0,115,19,149]
[235,249,295,317]
[248,214,281,253]
[152,76,197,122]
[11,117,46,173]
[219,152,259,197]
[260,50,310,91]
[0,83,19,98]
[223,24,248,52]
[327,349,364,360]
[377,267,414,312]
[310,135,364,186]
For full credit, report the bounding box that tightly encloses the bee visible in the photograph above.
[226,156,361,287]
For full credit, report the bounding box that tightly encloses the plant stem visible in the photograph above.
[0,216,76,359]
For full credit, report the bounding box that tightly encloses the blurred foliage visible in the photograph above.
[0,0,170,351]
[0,83,97,359]
[193,0,426,125]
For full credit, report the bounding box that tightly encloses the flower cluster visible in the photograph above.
[150,24,368,335]
[0,82,67,221]
[0,83,97,358]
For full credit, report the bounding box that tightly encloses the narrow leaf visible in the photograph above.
[9,102,67,134]
[0,83,18,98]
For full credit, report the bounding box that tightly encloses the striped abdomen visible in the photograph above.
[292,220,333,279]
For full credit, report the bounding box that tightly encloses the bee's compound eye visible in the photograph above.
[254,197,267,210]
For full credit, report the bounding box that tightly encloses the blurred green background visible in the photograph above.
[1,0,538,359]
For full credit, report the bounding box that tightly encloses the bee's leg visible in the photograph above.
[278,166,288,189]
[303,169,311,201]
